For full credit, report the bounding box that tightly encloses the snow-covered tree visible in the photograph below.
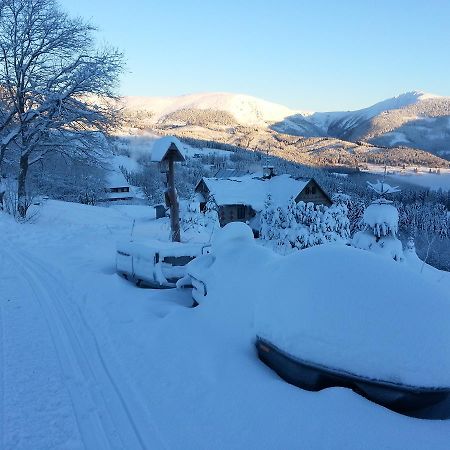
[260,198,350,253]
[204,197,220,230]
[181,201,202,232]
[0,0,124,217]
[352,180,404,261]
[260,194,275,240]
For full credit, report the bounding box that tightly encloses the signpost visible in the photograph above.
[152,137,185,242]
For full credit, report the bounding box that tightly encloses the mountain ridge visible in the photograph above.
[122,91,450,162]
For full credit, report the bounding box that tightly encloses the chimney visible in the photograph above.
[262,165,275,179]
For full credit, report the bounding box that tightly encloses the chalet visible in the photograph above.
[195,172,332,231]
[101,169,146,203]
[103,170,133,202]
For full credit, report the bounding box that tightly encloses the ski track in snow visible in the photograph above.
[0,268,4,450]
[1,244,166,450]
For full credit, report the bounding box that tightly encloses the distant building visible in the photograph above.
[101,170,145,203]
[103,170,133,201]
[194,171,332,232]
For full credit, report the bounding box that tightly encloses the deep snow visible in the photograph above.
[1,201,450,449]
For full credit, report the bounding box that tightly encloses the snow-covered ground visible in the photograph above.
[363,164,450,191]
[1,200,450,449]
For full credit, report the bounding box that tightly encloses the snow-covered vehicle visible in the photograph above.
[256,245,450,418]
[178,222,450,418]
[116,240,209,288]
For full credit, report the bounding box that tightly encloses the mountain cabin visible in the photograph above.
[194,168,332,233]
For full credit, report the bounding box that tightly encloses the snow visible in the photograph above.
[105,168,129,188]
[117,239,205,260]
[390,171,450,191]
[307,91,445,132]
[150,135,186,162]
[362,202,399,236]
[2,202,450,449]
[112,154,141,173]
[201,173,309,211]
[363,165,450,192]
[212,220,254,246]
[367,180,400,195]
[352,230,404,261]
[124,92,304,127]
[255,244,450,388]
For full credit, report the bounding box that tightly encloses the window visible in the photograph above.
[311,186,317,194]
[304,187,310,195]
[237,205,246,220]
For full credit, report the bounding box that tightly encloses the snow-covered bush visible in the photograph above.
[181,201,202,232]
[260,195,350,253]
[362,201,399,238]
[352,181,404,261]
[181,197,220,235]
[204,198,220,231]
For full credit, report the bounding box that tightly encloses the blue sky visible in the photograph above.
[61,0,450,111]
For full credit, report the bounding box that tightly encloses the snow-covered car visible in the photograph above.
[177,222,450,418]
[116,240,209,288]
[176,221,274,306]
[256,244,450,418]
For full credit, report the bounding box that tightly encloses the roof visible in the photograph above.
[151,136,186,162]
[197,173,311,211]
[106,170,129,188]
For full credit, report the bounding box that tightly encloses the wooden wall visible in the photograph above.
[218,204,255,226]
[295,180,332,206]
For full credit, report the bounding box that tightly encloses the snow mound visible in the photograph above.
[352,231,404,261]
[212,221,254,249]
[255,245,450,388]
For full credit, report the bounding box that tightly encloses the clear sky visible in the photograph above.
[60,0,450,111]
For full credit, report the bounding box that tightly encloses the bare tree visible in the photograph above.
[0,0,124,217]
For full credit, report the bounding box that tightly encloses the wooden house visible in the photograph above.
[102,169,145,203]
[194,173,332,231]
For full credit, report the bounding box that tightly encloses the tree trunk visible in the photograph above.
[167,158,180,242]
[17,153,29,218]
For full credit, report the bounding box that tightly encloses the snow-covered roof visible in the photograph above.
[150,136,186,162]
[106,170,129,188]
[198,174,310,211]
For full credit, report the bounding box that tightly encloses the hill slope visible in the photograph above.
[308,92,450,158]
[122,91,450,164]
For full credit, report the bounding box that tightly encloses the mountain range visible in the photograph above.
[121,91,450,166]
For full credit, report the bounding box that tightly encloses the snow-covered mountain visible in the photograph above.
[122,91,450,159]
[308,91,450,158]
[123,92,304,128]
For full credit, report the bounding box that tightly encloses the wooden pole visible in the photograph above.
[167,156,181,242]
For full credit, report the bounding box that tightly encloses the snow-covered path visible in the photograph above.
[1,241,166,450]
